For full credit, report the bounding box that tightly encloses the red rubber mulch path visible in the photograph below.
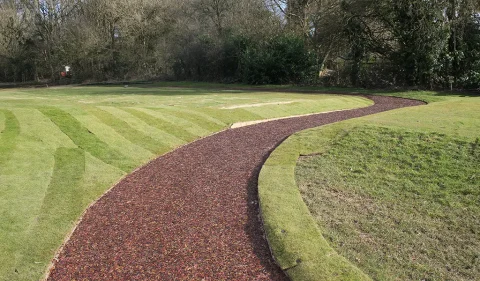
[47,95,424,281]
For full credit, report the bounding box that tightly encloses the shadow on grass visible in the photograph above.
[100,83,480,100]
[431,90,480,98]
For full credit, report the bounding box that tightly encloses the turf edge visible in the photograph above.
[258,131,371,281]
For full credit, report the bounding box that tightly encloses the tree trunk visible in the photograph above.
[287,0,308,35]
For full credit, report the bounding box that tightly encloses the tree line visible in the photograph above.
[1,0,479,89]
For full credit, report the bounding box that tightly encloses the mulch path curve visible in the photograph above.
[47,95,424,281]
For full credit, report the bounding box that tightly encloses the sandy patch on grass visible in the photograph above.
[230,109,346,128]
[221,101,295,109]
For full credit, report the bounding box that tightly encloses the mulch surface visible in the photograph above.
[47,95,424,281]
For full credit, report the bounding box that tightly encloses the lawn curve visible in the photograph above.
[46,95,424,280]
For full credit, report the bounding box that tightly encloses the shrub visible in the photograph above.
[240,35,317,85]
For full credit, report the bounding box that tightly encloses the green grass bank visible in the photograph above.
[259,92,479,280]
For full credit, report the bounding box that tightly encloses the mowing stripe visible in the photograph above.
[24,148,86,271]
[17,109,77,150]
[151,106,225,132]
[69,108,153,164]
[162,106,226,126]
[135,108,211,137]
[39,107,135,172]
[195,107,262,125]
[35,147,86,231]
[0,109,20,167]
[99,106,185,148]
[87,107,170,154]
[0,111,5,133]
[122,107,197,142]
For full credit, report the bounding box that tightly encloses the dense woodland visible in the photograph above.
[1,0,480,88]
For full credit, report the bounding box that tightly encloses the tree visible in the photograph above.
[1,0,479,88]
[443,0,480,87]
[390,0,449,86]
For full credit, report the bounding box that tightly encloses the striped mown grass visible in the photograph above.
[100,107,185,147]
[134,107,212,137]
[86,106,171,154]
[40,107,136,172]
[149,106,226,132]
[122,107,197,142]
[19,148,86,280]
[0,84,374,280]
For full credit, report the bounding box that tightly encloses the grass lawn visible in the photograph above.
[0,83,372,281]
[259,91,480,280]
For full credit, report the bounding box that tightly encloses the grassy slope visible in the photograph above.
[297,128,479,281]
[259,92,480,281]
[0,84,371,281]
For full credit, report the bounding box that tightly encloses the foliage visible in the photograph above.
[338,0,480,88]
[452,14,480,88]
[171,34,249,82]
[240,35,318,84]
[1,0,480,88]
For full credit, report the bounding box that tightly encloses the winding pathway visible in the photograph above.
[47,95,424,280]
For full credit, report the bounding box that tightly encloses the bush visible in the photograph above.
[239,35,317,85]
